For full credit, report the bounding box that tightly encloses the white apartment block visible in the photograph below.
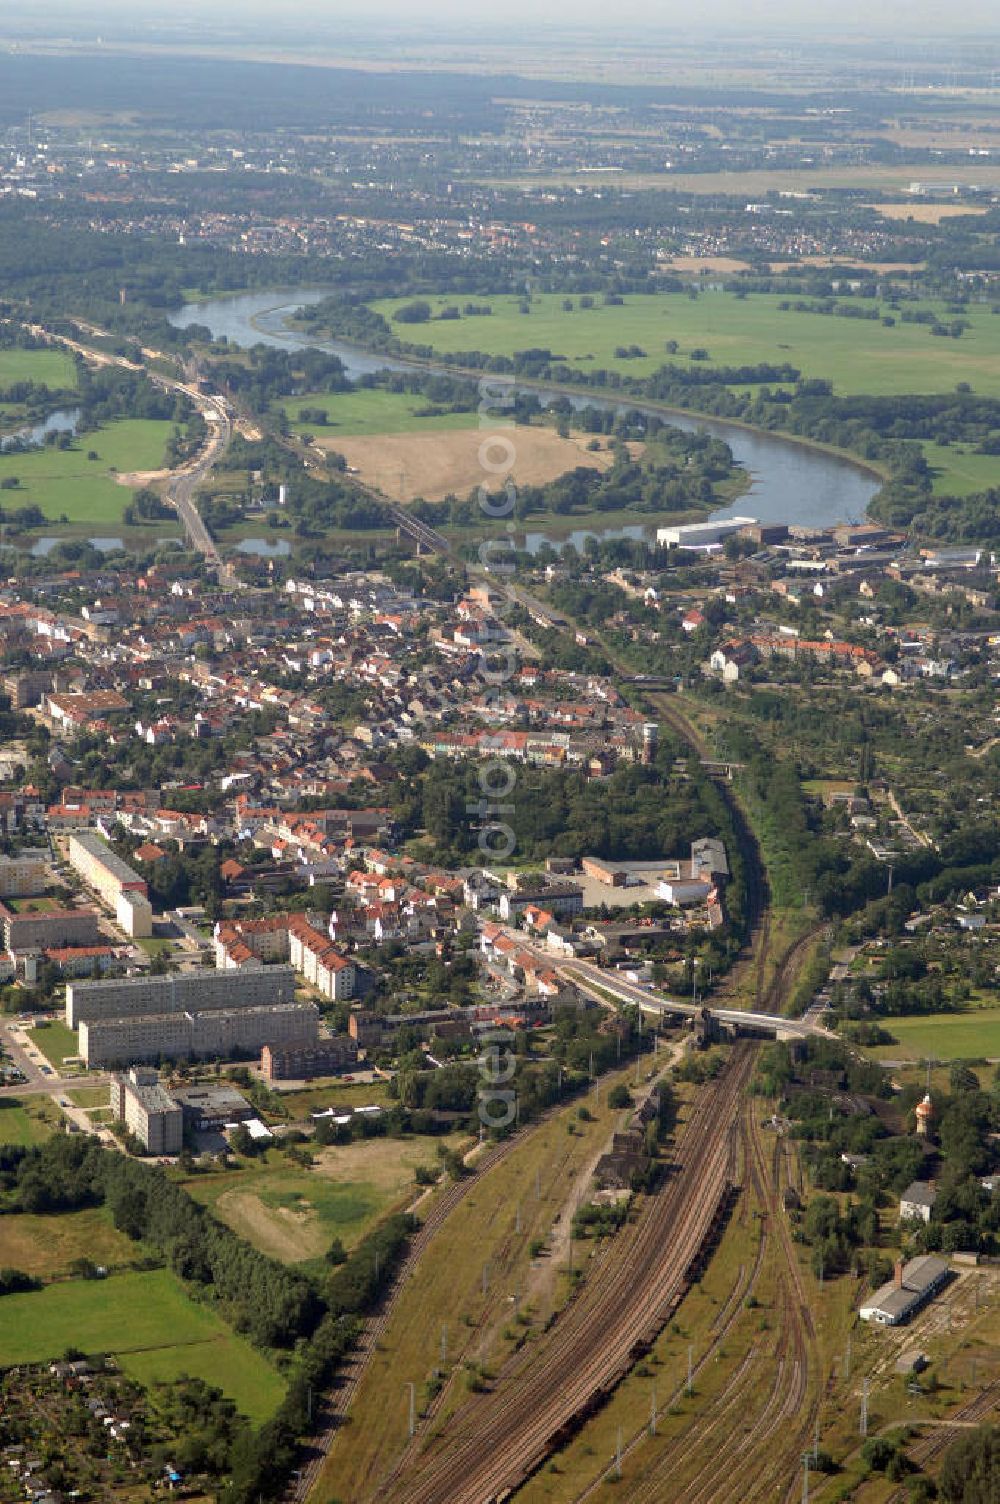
[115,889,154,939]
[66,964,298,1028]
[83,1000,319,1067]
[111,1067,183,1153]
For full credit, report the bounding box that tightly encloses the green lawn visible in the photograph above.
[0,1267,285,1424]
[0,418,174,524]
[285,385,479,437]
[67,1086,111,1109]
[0,1099,54,1146]
[369,289,1000,400]
[872,1005,1000,1061]
[0,347,78,393]
[30,1019,82,1067]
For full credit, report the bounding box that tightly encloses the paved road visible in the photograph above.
[493,928,812,1038]
[1,1015,110,1142]
[24,319,231,576]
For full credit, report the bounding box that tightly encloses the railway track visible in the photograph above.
[376,1045,755,1504]
[885,1381,1000,1501]
[617,1105,815,1504]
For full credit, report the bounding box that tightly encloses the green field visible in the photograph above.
[369,289,1000,400]
[0,418,173,524]
[922,441,1000,496]
[873,1005,1000,1061]
[0,1098,55,1146]
[0,1205,142,1277]
[286,386,480,438]
[30,1019,82,1067]
[0,1267,285,1423]
[0,347,78,394]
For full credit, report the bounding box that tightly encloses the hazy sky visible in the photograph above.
[7,0,1000,33]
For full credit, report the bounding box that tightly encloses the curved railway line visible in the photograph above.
[375,1044,755,1504]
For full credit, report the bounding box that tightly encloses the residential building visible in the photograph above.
[0,902,102,955]
[81,999,319,1067]
[900,1181,938,1224]
[0,852,48,897]
[261,1035,358,1081]
[68,832,149,927]
[110,1067,183,1154]
[66,964,299,1027]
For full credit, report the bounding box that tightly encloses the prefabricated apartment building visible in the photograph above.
[65,966,317,1067]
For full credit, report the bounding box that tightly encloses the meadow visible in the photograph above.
[368,289,1000,402]
[873,1006,1000,1062]
[922,441,1000,497]
[0,418,174,524]
[285,385,480,437]
[0,1205,143,1278]
[0,347,79,395]
[182,1134,460,1263]
[0,1267,285,1423]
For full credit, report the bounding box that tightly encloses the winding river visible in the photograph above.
[170,291,880,539]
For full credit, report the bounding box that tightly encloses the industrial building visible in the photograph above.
[656,516,756,551]
[858,1254,950,1326]
[80,999,320,1067]
[66,964,299,1028]
[110,1067,183,1154]
[67,831,153,938]
[169,1082,255,1131]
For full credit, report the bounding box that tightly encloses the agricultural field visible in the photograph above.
[0,346,78,396]
[0,1266,285,1424]
[30,1018,81,1067]
[285,385,480,437]
[181,1134,463,1262]
[0,1097,56,1146]
[0,1205,142,1278]
[322,424,625,504]
[0,418,174,524]
[368,289,1000,401]
[922,441,1000,497]
[871,1006,1000,1063]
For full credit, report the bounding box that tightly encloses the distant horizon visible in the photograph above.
[4,0,1000,40]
